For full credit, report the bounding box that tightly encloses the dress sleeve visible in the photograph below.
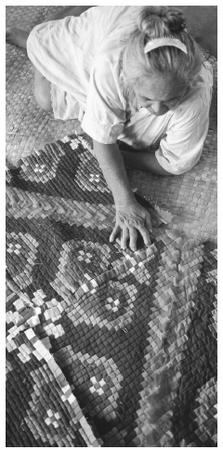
[155,61,213,175]
[155,93,212,175]
[81,57,126,144]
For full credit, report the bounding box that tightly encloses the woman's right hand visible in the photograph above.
[91,140,152,251]
[109,199,152,252]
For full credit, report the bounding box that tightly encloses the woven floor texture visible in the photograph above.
[6,5,217,448]
[6,135,217,446]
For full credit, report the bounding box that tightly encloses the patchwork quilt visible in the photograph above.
[6,134,217,446]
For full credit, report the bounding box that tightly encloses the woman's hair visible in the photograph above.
[122,6,203,89]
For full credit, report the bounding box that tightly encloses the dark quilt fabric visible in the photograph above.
[6,134,217,446]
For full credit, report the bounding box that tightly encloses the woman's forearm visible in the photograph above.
[93,140,136,206]
[120,147,172,175]
[93,140,153,251]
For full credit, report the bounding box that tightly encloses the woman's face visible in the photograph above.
[134,74,188,115]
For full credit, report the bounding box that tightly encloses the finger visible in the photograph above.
[137,225,151,246]
[129,227,138,252]
[115,237,121,247]
[109,224,120,242]
[120,226,129,250]
[145,212,153,232]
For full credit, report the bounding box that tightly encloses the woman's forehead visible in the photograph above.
[135,75,185,100]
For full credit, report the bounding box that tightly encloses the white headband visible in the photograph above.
[144,37,187,55]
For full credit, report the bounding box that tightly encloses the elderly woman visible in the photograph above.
[7,6,213,250]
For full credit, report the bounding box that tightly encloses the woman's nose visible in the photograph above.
[151,101,168,115]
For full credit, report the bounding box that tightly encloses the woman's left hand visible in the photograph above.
[109,200,152,251]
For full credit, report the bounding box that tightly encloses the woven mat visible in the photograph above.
[6,135,217,447]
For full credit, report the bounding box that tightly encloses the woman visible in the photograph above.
[7,6,213,251]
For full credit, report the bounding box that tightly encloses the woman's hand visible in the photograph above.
[91,140,152,251]
[109,199,152,251]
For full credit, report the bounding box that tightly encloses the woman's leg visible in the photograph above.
[51,6,92,20]
[33,69,52,112]
[6,28,29,48]
[6,6,92,48]
[6,28,52,112]
[6,6,93,111]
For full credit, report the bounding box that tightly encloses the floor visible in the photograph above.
[175,6,217,57]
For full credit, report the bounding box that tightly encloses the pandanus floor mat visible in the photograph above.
[6,135,217,446]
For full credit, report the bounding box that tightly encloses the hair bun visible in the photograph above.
[138,6,187,38]
[163,9,187,34]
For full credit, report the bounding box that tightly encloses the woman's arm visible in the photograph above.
[119,145,172,175]
[93,140,152,251]
[93,140,135,206]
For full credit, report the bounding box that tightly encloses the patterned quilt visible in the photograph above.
[6,134,217,447]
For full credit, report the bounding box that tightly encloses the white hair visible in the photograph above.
[122,6,203,90]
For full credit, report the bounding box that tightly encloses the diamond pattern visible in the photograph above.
[6,134,217,447]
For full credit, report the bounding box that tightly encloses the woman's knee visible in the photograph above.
[33,69,52,112]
